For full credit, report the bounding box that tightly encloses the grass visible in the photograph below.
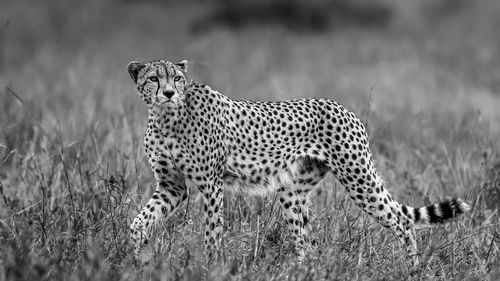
[1,0,500,280]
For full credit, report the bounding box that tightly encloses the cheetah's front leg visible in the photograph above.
[130,181,187,261]
[198,182,224,263]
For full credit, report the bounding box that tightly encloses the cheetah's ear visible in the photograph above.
[127,61,145,83]
[176,60,188,74]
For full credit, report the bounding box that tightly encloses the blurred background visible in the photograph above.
[2,0,500,112]
[1,0,500,179]
[1,0,500,279]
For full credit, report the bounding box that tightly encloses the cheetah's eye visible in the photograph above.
[174,76,182,82]
[149,76,158,82]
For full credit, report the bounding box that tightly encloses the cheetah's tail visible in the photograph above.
[405,198,470,228]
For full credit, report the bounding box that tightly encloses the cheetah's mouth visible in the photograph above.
[156,97,173,105]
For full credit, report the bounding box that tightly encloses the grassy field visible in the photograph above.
[1,0,500,280]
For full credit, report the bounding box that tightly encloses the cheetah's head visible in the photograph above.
[127,59,188,109]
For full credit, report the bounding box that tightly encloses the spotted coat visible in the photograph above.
[127,59,470,263]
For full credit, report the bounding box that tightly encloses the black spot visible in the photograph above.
[402,205,408,216]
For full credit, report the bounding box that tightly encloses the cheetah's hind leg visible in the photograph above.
[278,158,328,260]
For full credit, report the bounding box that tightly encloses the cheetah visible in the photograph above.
[127,59,470,263]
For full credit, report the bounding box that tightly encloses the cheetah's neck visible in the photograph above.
[148,102,186,137]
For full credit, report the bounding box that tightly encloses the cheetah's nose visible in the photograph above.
[163,90,174,99]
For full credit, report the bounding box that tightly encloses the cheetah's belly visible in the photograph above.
[222,154,303,195]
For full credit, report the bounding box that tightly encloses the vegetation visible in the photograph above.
[1,0,499,280]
